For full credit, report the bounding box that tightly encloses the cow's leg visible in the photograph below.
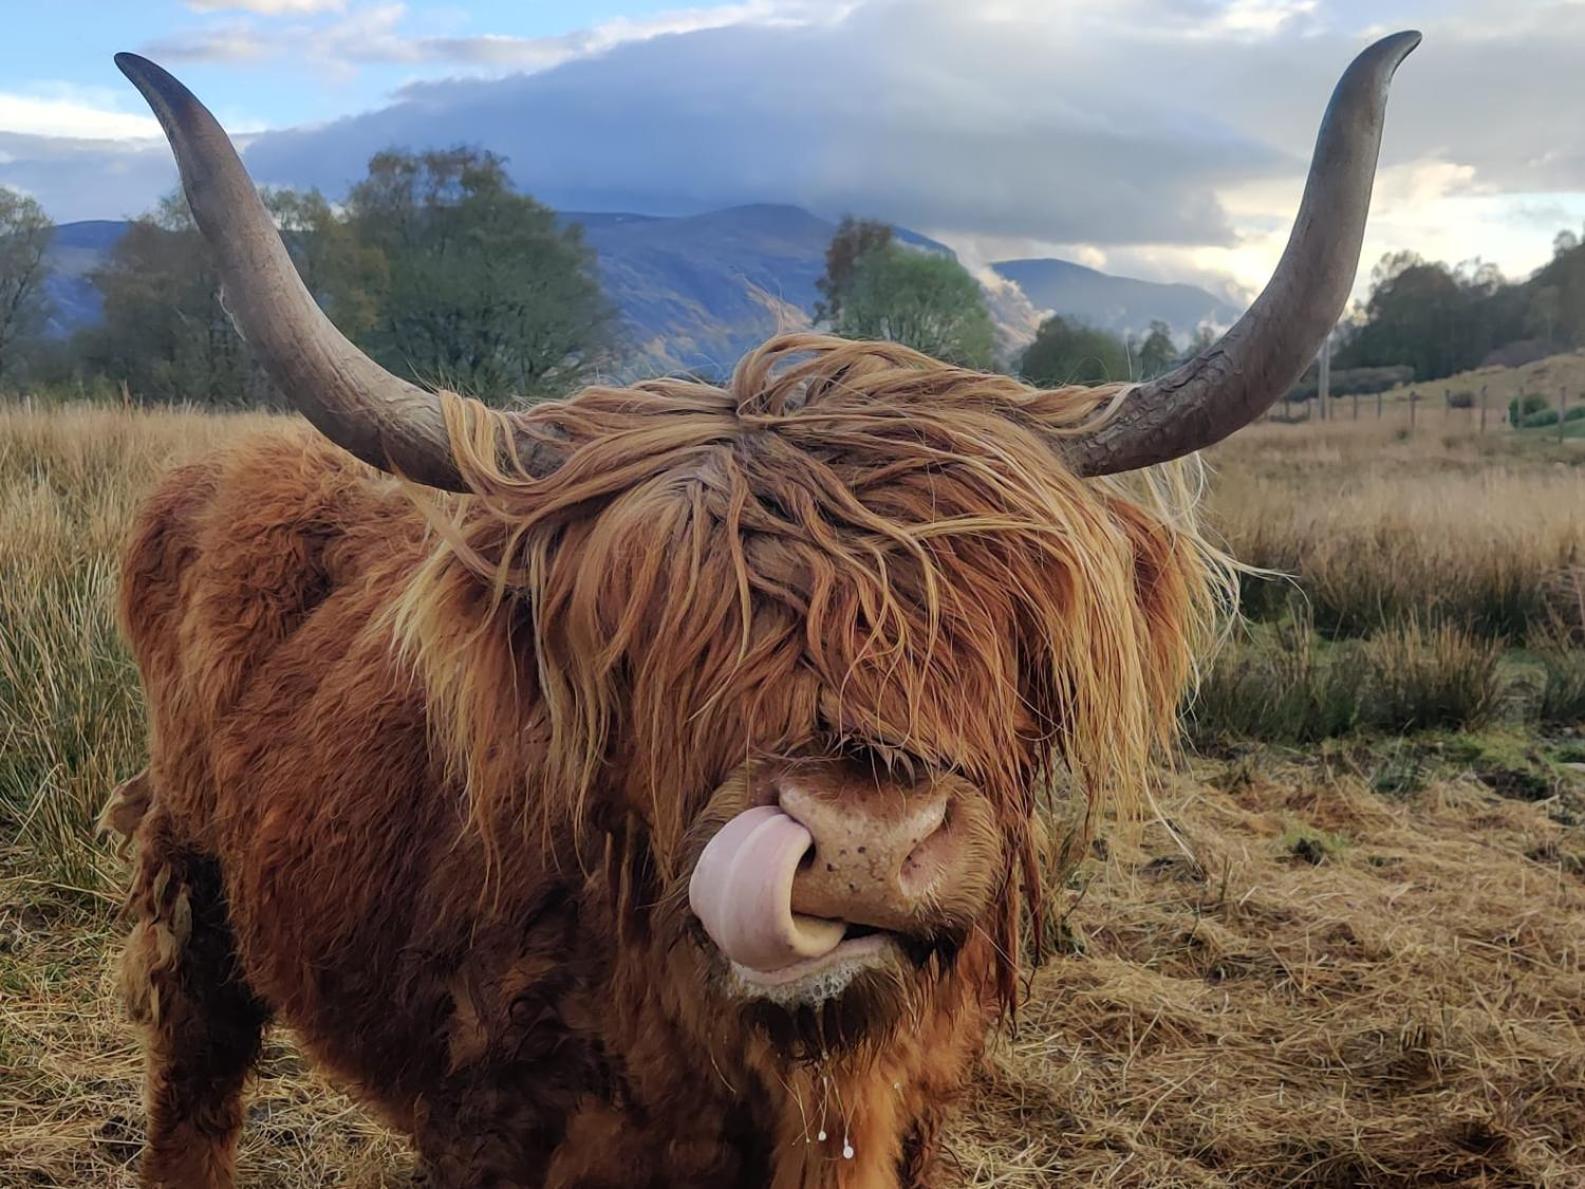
[120,816,268,1188]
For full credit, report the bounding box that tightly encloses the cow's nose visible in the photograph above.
[781,781,960,933]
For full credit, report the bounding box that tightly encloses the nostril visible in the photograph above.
[898,798,956,896]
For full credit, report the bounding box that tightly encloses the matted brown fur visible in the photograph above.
[112,333,1225,1186]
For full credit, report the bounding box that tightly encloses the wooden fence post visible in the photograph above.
[1377,389,1384,419]
[1317,338,1330,422]
[1409,390,1417,432]
[1479,384,1487,434]
[1562,387,1569,443]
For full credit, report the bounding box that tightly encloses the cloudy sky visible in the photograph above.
[3,0,1583,304]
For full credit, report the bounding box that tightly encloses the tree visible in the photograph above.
[78,151,615,408]
[1018,315,1131,386]
[0,188,54,390]
[1525,237,1585,350]
[1527,284,1562,345]
[834,245,995,368]
[1337,251,1525,381]
[343,148,612,402]
[266,187,384,344]
[1137,320,1176,379]
[78,193,270,406]
[1183,324,1218,357]
[814,216,893,326]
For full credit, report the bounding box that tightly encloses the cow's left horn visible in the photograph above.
[1060,30,1420,477]
[116,53,497,491]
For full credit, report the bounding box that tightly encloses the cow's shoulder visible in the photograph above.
[122,424,429,726]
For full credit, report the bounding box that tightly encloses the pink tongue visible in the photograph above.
[689,806,846,972]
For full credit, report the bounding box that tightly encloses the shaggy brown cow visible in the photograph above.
[105,33,1416,1188]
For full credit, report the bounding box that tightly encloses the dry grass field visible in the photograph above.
[2,380,1584,1186]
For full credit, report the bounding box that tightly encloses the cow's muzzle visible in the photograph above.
[689,772,999,994]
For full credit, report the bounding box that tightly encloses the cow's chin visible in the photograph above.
[720,927,966,1058]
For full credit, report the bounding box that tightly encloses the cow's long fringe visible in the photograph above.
[390,332,1234,1008]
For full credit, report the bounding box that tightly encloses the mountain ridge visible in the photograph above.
[40,206,1240,376]
[993,257,1241,340]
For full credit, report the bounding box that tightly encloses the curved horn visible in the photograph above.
[1062,30,1420,477]
[116,53,480,490]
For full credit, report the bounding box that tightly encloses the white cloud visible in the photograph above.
[1217,0,1318,35]
[187,0,346,14]
[149,0,844,73]
[0,94,159,140]
[398,3,833,69]
[146,25,275,63]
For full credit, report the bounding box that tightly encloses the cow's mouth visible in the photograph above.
[690,804,964,1007]
[725,926,901,1003]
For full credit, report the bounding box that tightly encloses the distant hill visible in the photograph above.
[39,208,1245,375]
[992,257,1240,340]
[562,203,831,378]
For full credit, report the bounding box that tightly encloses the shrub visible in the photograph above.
[1528,404,1585,426]
[1509,393,1550,425]
[1186,621,1366,747]
[1534,633,1585,727]
[1446,390,1476,409]
[1361,621,1503,732]
[1542,566,1585,644]
[1286,365,1412,402]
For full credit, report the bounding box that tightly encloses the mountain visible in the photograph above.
[563,204,830,378]
[991,258,1240,340]
[38,209,1243,375]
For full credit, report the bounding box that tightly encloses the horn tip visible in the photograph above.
[114,52,157,83]
[115,52,205,137]
[114,52,192,110]
[1375,29,1422,67]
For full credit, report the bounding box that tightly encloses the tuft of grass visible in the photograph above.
[1369,746,1430,797]
[1189,618,1509,747]
[1362,621,1504,732]
[1535,635,1585,727]
[1187,620,1366,748]
[0,558,142,895]
[0,403,277,894]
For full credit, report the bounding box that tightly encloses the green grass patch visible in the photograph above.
[1279,820,1351,865]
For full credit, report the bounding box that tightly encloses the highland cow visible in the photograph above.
[105,34,1416,1188]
